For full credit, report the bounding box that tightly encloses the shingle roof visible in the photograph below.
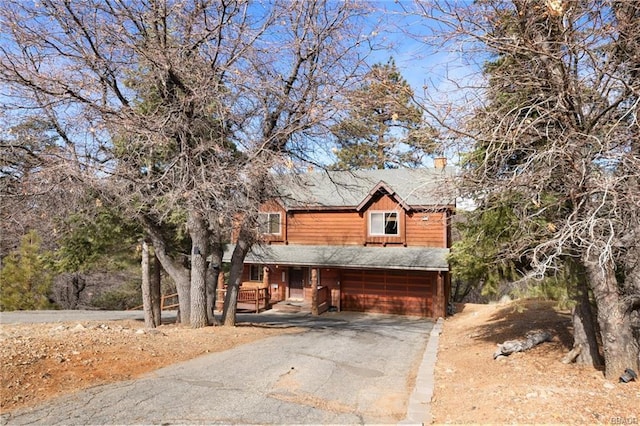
[276,168,456,211]
[223,244,449,271]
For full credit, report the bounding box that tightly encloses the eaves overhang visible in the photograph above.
[223,244,450,272]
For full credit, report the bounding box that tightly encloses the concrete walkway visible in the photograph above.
[1,311,441,425]
[401,317,444,424]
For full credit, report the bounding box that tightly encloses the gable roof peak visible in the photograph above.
[277,167,456,211]
[356,180,410,212]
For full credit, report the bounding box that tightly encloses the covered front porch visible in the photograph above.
[222,244,451,318]
[215,258,333,315]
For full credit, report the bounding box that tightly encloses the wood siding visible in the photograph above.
[274,204,447,248]
[318,268,340,289]
[405,211,447,247]
[341,269,436,317]
[285,211,363,245]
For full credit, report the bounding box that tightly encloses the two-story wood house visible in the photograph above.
[225,167,456,318]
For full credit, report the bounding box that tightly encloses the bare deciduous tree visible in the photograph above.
[1,0,375,327]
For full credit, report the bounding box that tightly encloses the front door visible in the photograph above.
[289,268,304,299]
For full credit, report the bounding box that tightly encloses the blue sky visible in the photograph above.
[0,1,479,169]
[370,1,477,96]
[367,2,481,164]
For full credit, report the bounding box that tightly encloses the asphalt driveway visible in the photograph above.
[1,311,437,425]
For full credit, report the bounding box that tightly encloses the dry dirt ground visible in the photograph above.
[1,301,639,424]
[0,318,300,414]
[432,300,639,424]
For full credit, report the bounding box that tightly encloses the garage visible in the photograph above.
[340,269,438,317]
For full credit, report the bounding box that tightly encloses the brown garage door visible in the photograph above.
[341,269,436,317]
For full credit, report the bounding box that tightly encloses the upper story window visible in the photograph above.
[369,211,399,236]
[258,212,281,235]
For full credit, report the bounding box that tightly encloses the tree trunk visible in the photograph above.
[140,215,190,325]
[622,233,640,359]
[70,273,86,309]
[222,228,253,326]
[188,211,209,329]
[207,243,224,326]
[141,241,157,328]
[207,265,219,326]
[584,254,640,379]
[569,260,602,366]
[151,251,162,326]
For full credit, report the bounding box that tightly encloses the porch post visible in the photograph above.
[262,267,270,310]
[216,272,225,311]
[311,268,319,316]
[434,272,445,318]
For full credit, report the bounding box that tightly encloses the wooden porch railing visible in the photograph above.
[132,287,269,314]
[134,286,332,315]
[129,292,179,311]
[216,287,269,313]
[161,293,179,310]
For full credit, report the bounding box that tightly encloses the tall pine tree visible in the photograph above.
[0,231,54,311]
[331,59,435,169]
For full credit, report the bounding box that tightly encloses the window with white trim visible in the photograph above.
[369,211,399,236]
[258,212,281,235]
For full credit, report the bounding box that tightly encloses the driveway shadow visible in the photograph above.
[230,310,434,339]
